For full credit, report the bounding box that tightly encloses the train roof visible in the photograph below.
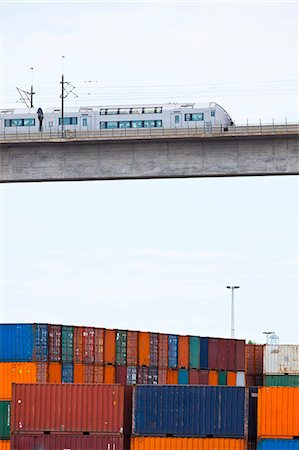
[0,102,220,115]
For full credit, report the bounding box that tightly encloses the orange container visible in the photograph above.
[104,329,116,365]
[48,362,61,383]
[104,365,115,383]
[0,362,37,399]
[227,371,237,386]
[73,326,83,363]
[208,370,218,386]
[73,363,84,383]
[167,369,178,384]
[0,441,10,450]
[131,437,246,450]
[178,336,189,368]
[94,328,104,364]
[138,332,150,367]
[258,386,299,438]
[94,365,104,383]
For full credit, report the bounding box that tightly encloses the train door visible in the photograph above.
[171,112,182,128]
[81,114,92,131]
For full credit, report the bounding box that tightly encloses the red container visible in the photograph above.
[158,334,168,368]
[48,325,61,362]
[82,327,95,364]
[94,328,104,364]
[84,365,93,383]
[236,340,245,371]
[116,366,127,384]
[94,365,104,383]
[127,331,138,366]
[11,435,129,450]
[208,338,245,371]
[73,327,83,363]
[138,367,149,384]
[158,368,167,384]
[11,383,132,435]
[246,344,264,376]
[36,363,48,383]
[150,333,159,367]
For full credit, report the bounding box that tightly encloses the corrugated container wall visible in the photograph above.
[257,440,299,449]
[178,336,189,369]
[48,325,61,362]
[73,327,83,364]
[62,363,73,383]
[150,333,158,367]
[11,383,133,436]
[11,435,128,450]
[264,345,299,374]
[36,363,47,383]
[0,325,33,362]
[105,329,116,365]
[127,366,137,385]
[264,375,299,386]
[116,331,127,366]
[139,332,150,367]
[82,327,95,364]
[131,437,247,450]
[61,325,73,363]
[133,385,246,438]
[0,363,37,399]
[33,324,48,362]
[168,335,178,369]
[0,402,10,439]
[200,337,209,369]
[246,344,264,376]
[127,331,138,366]
[258,386,299,438]
[94,328,104,364]
[189,336,200,369]
[0,441,10,450]
[158,334,168,368]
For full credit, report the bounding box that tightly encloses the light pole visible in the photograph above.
[263,331,275,344]
[226,286,240,338]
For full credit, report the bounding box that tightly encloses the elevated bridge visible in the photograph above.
[0,124,299,183]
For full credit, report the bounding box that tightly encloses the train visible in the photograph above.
[0,102,234,134]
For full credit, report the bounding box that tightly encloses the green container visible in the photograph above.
[116,330,127,365]
[0,401,10,439]
[62,325,74,363]
[189,336,200,369]
[218,371,227,385]
[264,374,299,387]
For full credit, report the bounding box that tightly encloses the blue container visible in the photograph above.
[0,324,33,361]
[62,363,74,383]
[257,440,299,450]
[200,337,209,369]
[168,335,178,369]
[133,385,245,438]
[33,324,48,361]
[178,369,188,384]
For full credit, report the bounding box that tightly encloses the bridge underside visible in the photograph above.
[0,134,299,183]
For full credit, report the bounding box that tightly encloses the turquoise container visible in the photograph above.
[61,325,74,363]
[189,336,200,369]
[178,369,189,384]
[116,330,127,366]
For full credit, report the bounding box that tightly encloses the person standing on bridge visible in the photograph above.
[37,107,44,132]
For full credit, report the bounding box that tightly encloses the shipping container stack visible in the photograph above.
[131,385,257,450]
[257,386,299,449]
[10,383,132,450]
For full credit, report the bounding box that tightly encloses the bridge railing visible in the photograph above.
[1,122,299,143]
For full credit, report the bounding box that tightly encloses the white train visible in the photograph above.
[0,102,234,134]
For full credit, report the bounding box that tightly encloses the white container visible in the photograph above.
[236,371,245,386]
[264,344,299,374]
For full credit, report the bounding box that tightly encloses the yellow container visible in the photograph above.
[131,437,247,450]
[0,363,37,400]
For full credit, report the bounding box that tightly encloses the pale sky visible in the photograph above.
[0,1,298,344]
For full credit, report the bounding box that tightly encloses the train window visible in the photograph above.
[144,120,156,128]
[106,121,118,129]
[185,113,204,121]
[106,109,118,115]
[211,110,215,117]
[82,118,88,127]
[100,109,107,115]
[156,120,163,127]
[143,108,156,114]
[131,108,142,114]
[59,117,78,125]
[4,118,35,127]
[175,115,180,124]
[100,122,107,129]
[118,108,130,115]
[131,120,143,128]
[119,121,131,128]
[155,107,163,113]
